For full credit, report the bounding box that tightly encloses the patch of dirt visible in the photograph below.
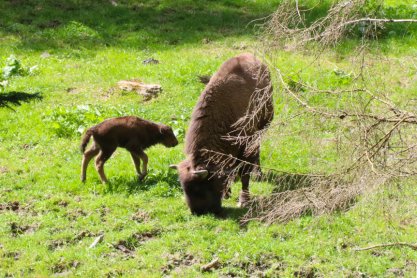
[48,238,72,251]
[97,205,110,217]
[132,230,159,242]
[113,240,135,256]
[222,253,284,277]
[0,165,9,174]
[142,58,159,65]
[294,267,318,278]
[131,209,151,223]
[232,42,248,50]
[38,19,61,29]
[66,87,80,94]
[58,200,69,207]
[10,222,37,236]
[161,253,199,275]
[3,251,20,260]
[202,38,211,44]
[50,258,80,274]
[105,270,124,278]
[65,208,88,221]
[53,199,69,208]
[72,230,96,242]
[0,201,20,211]
[112,230,160,257]
[371,250,383,257]
[384,260,417,278]
[21,143,37,150]
[387,268,404,277]
[96,205,110,221]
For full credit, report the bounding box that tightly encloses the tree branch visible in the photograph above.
[354,242,417,251]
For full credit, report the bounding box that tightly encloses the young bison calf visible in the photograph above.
[80,116,178,183]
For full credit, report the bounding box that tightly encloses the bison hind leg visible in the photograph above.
[223,186,231,199]
[81,142,100,182]
[236,150,260,208]
[237,173,251,208]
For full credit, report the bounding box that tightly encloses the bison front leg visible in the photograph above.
[129,151,142,180]
[94,147,115,184]
[138,151,148,181]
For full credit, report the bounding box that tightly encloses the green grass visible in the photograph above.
[0,0,416,277]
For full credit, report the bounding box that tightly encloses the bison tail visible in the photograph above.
[80,128,94,153]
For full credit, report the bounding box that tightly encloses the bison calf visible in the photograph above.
[80,116,178,183]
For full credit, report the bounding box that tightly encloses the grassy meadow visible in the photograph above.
[0,0,416,277]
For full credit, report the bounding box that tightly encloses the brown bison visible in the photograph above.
[170,53,274,215]
[81,116,178,183]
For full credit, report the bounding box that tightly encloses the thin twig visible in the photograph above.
[354,242,417,251]
[340,18,417,28]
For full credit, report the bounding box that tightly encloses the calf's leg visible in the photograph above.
[129,151,142,180]
[94,147,116,183]
[138,151,148,180]
[81,143,100,182]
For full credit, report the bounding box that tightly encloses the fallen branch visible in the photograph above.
[201,258,220,272]
[340,18,417,28]
[266,0,417,49]
[353,242,417,251]
[89,234,104,249]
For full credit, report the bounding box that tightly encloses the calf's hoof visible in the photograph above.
[138,174,147,181]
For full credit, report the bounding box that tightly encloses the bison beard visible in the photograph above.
[171,53,274,215]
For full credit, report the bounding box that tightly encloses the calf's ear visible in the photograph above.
[169,164,178,170]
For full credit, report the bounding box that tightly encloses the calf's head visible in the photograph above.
[170,160,226,215]
[159,125,178,147]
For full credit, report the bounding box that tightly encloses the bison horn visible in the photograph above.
[169,164,178,170]
[191,169,208,179]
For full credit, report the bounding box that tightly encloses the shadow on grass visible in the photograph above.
[104,169,181,195]
[0,91,42,110]
[218,206,247,222]
[0,0,281,51]
[254,171,313,193]
[104,177,150,194]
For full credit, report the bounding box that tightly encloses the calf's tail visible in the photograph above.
[80,128,94,153]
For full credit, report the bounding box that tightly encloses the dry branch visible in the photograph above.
[264,0,417,50]
[201,258,220,272]
[89,234,104,248]
[354,242,417,251]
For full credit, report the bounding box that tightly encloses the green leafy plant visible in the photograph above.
[0,55,37,93]
[2,55,37,79]
[43,105,114,138]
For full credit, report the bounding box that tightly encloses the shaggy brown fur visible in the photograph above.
[171,53,274,215]
[81,116,178,183]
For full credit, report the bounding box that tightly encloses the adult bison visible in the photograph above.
[171,53,274,215]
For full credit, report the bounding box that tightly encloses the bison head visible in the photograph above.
[170,160,226,215]
[159,125,179,147]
